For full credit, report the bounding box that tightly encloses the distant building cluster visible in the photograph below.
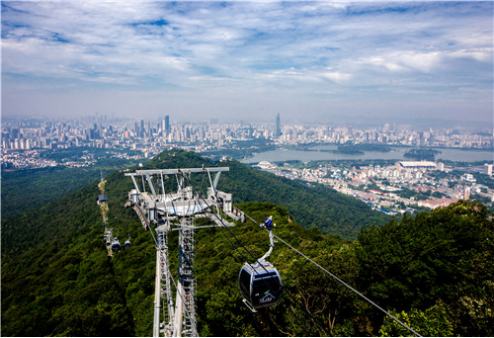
[2,149,97,169]
[2,116,271,156]
[2,116,493,155]
[2,115,493,215]
[257,160,494,214]
[276,123,492,148]
[2,115,493,172]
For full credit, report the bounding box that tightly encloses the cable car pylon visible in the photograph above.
[125,167,245,337]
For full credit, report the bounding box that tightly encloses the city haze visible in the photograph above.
[2,1,493,127]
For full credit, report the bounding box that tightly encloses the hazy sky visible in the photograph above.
[2,1,493,126]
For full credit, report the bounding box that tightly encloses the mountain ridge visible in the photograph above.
[2,149,492,336]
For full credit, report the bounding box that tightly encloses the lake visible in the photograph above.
[242,145,493,163]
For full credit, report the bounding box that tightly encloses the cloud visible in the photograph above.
[1,1,492,123]
[321,71,352,83]
[359,51,442,73]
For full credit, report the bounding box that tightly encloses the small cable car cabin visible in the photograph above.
[111,238,121,252]
[238,262,282,312]
[97,194,108,206]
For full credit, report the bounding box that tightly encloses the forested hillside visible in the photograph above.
[138,150,388,239]
[1,156,139,219]
[2,150,493,336]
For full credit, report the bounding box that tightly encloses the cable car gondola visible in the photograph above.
[97,194,108,206]
[124,234,131,248]
[111,238,121,252]
[239,261,282,312]
[238,216,282,312]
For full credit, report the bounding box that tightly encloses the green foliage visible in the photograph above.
[366,181,381,192]
[216,157,388,240]
[337,144,391,155]
[1,156,139,219]
[379,302,454,337]
[1,166,149,336]
[472,172,494,190]
[396,186,432,200]
[138,149,389,239]
[357,200,494,336]
[37,146,142,163]
[403,148,441,161]
[2,150,493,337]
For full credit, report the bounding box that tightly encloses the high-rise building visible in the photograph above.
[165,115,170,135]
[275,113,282,139]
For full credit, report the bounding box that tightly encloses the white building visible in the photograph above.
[397,161,437,171]
[461,173,476,183]
[485,163,493,176]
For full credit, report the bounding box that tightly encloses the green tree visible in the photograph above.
[357,200,494,336]
[379,302,454,337]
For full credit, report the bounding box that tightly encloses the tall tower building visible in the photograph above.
[275,113,282,139]
[140,119,145,138]
[165,115,170,135]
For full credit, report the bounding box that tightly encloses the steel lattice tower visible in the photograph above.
[125,167,244,337]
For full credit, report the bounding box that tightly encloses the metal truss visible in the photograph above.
[125,167,244,337]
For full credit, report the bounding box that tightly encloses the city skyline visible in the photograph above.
[2,1,493,127]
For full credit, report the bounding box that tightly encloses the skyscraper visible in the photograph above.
[165,115,170,135]
[275,113,282,139]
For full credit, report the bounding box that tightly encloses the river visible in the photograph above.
[242,145,493,163]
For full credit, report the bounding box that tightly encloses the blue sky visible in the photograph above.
[2,1,493,126]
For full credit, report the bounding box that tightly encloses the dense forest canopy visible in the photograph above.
[1,155,139,219]
[2,150,493,336]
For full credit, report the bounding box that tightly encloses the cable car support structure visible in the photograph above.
[125,167,245,337]
[125,166,420,337]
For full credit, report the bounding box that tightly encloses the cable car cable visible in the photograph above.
[182,173,331,335]
[243,213,422,337]
[197,196,332,336]
[192,175,314,332]
[208,208,330,336]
